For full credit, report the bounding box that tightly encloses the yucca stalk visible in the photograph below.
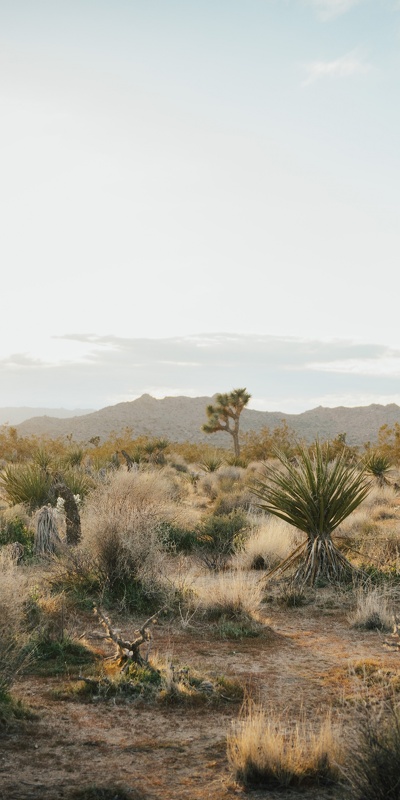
[251,441,371,586]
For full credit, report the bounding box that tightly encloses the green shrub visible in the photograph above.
[195,511,248,570]
[28,637,97,677]
[159,521,198,553]
[0,515,34,558]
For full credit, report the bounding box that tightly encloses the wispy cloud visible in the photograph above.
[306,0,363,20]
[305,357,400,377]
[303,51,371,85]
[2,333,400,412]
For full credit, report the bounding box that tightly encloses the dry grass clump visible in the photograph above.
[337,483,400,569]
[234,516,301,571]
[192,570,264,620]
[227,701,341,790]
[0,549,30,696]
[362,483,400,509]
[349,588,395,632]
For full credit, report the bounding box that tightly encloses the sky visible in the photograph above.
[1,0,400,413]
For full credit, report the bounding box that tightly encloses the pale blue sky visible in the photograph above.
[1,0,400,411]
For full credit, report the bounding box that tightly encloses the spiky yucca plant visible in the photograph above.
[364,452,393,487]
[251,442,370,586]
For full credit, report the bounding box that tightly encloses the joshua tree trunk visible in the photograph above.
[53,478,81,546]
[34,506,62,555]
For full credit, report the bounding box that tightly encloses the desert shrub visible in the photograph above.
[29,637,96,677]
[360,483,399,510]
[347,699,400,799]
[349,588,394,632]
[277,586,309,607]
[75,654,242,707]
[241,422,297,462]
[213,486,253,515]
[198,473,219,501]
[81,471,169,609]
[159,521,198,553]
[228,702,341,790]
[195,511,248,570]
[0,511,34,558]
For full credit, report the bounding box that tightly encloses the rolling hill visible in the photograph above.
[11,394,400,447]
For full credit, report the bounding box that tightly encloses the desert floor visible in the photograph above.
[2,590,399,800]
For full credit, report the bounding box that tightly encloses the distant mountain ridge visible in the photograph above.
[0,407,94,426]
[11,395,400,447]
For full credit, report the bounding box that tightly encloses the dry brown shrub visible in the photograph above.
[81,470,177,603]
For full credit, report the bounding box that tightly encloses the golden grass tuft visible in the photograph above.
[193,570,265,620]
[349,588,395,632]
[233,516,301,571]
[227,701,341,789]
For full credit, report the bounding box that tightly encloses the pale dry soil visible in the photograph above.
[1,595,399,800]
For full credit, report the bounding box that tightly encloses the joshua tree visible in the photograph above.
[251,441,370,586]
[53,475,81,546]
[202,388,251,457]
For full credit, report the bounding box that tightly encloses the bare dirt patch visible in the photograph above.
[1,597,400,800]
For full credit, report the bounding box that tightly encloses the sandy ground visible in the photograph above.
[1,597,399,800]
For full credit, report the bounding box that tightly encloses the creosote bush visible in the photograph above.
[228,702,341,790]
[195,511,248,570]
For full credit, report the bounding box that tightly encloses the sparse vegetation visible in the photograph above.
[1,422,400,797]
